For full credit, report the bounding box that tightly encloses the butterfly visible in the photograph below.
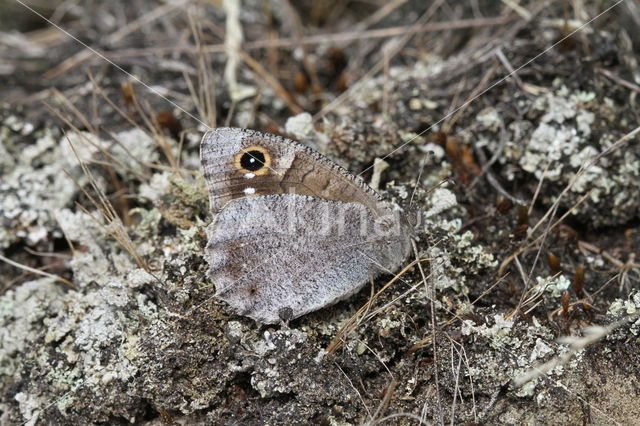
[200,128,411,323]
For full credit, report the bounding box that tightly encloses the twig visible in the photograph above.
[500,0,532,20]
[597,67,640,94]
[495,47,525,91]
[222,0,242,100]
[106,0,187,45]
[105,16,512,60]
[314,1,447,122]
[237,49,303,114]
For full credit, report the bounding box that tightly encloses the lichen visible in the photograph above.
[532,275,572,298]
[285,112,330,151]
[474,85,640,227]
[608,292,640,335]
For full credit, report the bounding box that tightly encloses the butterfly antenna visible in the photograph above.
[408,157,427,212]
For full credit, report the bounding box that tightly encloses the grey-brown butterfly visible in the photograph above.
[201,128,411,323]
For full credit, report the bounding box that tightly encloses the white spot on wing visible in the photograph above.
[244,187,256,195]
[244,172,255,179]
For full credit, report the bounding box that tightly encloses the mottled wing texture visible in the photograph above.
[200,128,385,215]
[205,194,410,323]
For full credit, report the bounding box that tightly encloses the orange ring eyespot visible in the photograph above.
[234,146,271,176]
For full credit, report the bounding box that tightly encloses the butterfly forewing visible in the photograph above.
[200,128,385,215]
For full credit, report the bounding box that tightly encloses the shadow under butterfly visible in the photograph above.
[201,127,412,323]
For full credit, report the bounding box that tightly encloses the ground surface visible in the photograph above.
[1,1,640,425]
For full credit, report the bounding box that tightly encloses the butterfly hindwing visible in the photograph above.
[205,194,409,323]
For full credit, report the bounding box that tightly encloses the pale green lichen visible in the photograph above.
[14,392,44,426]
[476,106,502,130]
[420,191,497,292]
[425,188,457,218]
[473,84,640,227]
[0,279,65,377]
[529,338,555,362]
[531,275,572,298]
[285,112,330,151]
[1,19,637,424]
[608,292,640,335]
[138,170,173,201]
[461,313,579,400]
[462,314,516,349]
[54,209,118,287]
[1,126,164,250]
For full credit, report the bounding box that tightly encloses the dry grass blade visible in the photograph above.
[446,336,472,423]
[500,0,533,20]
[514,314,638,386]
[48,1,187,79]
[327,259,420,354]
[43,101,150,184]
[50,88,96,133]
[528,162,551,216]
[237,49,303,115]
[63,134,151,273]
[596,67,640,94]
[412,239,443,426]
[532,128,640,236]
[87,73,140,129]
[354,0,410,33]
[186,7,217,128]
[44,49,94,80]
[504,120,640,320]
[87,73,197,176]
[365,379,397,426]
[505,272,562,320]
[578,241,640,271]
[105,0,188,45]
[407,274,508,353]
[124,93,181,173]
[105,16,512,60]
[0,253,76,288]
[334,362,372,418]
[354,0,610,180]
[314,0,447,122]
[14,0,209,127]
[5,1,637,423]
[442,64,498,134]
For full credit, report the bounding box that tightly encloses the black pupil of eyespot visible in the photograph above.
[240,150,266,171]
